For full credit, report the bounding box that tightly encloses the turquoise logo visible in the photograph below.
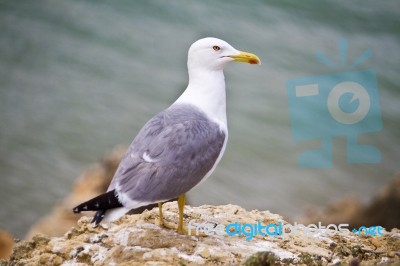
[286,39,382,168]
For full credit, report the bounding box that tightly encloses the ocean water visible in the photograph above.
[0,0,399,238]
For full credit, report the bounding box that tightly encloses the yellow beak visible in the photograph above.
[229,51,261,65]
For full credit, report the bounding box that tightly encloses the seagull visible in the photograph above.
[73,37,260,233]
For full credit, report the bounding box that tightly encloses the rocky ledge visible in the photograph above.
[2,203,399,266]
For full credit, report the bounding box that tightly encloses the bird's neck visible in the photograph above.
[174,69,227,131]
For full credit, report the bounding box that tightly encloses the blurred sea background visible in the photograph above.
[0,0,399,238]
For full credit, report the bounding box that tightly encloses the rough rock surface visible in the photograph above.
[3,203,399,266]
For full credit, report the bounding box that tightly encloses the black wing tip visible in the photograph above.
[72,203,90,213]
[71,190,122,214]
[72,190,121,226]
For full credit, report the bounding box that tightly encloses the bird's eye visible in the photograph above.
[212,45,221,51]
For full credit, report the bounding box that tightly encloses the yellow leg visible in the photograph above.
[158,202,164,226]
[177,194,185,234]
[158,195,205,236]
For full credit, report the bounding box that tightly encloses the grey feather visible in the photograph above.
[109,104,226,204]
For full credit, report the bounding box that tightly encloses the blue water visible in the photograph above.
[0,0,399,238]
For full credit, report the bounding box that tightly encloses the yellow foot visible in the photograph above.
[162,221,207,236]
[156,194,207,236]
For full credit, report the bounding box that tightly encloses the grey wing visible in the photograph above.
[109,105,226,206]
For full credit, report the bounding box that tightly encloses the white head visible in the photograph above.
[187,37,260,72]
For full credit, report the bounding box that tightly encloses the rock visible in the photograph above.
[0,230,13,259]
[299,173,400,231]
[3,203,399,265]
[17,146,400,265]
[243,251,278,266]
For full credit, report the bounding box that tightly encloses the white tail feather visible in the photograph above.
[102,207,131,223]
